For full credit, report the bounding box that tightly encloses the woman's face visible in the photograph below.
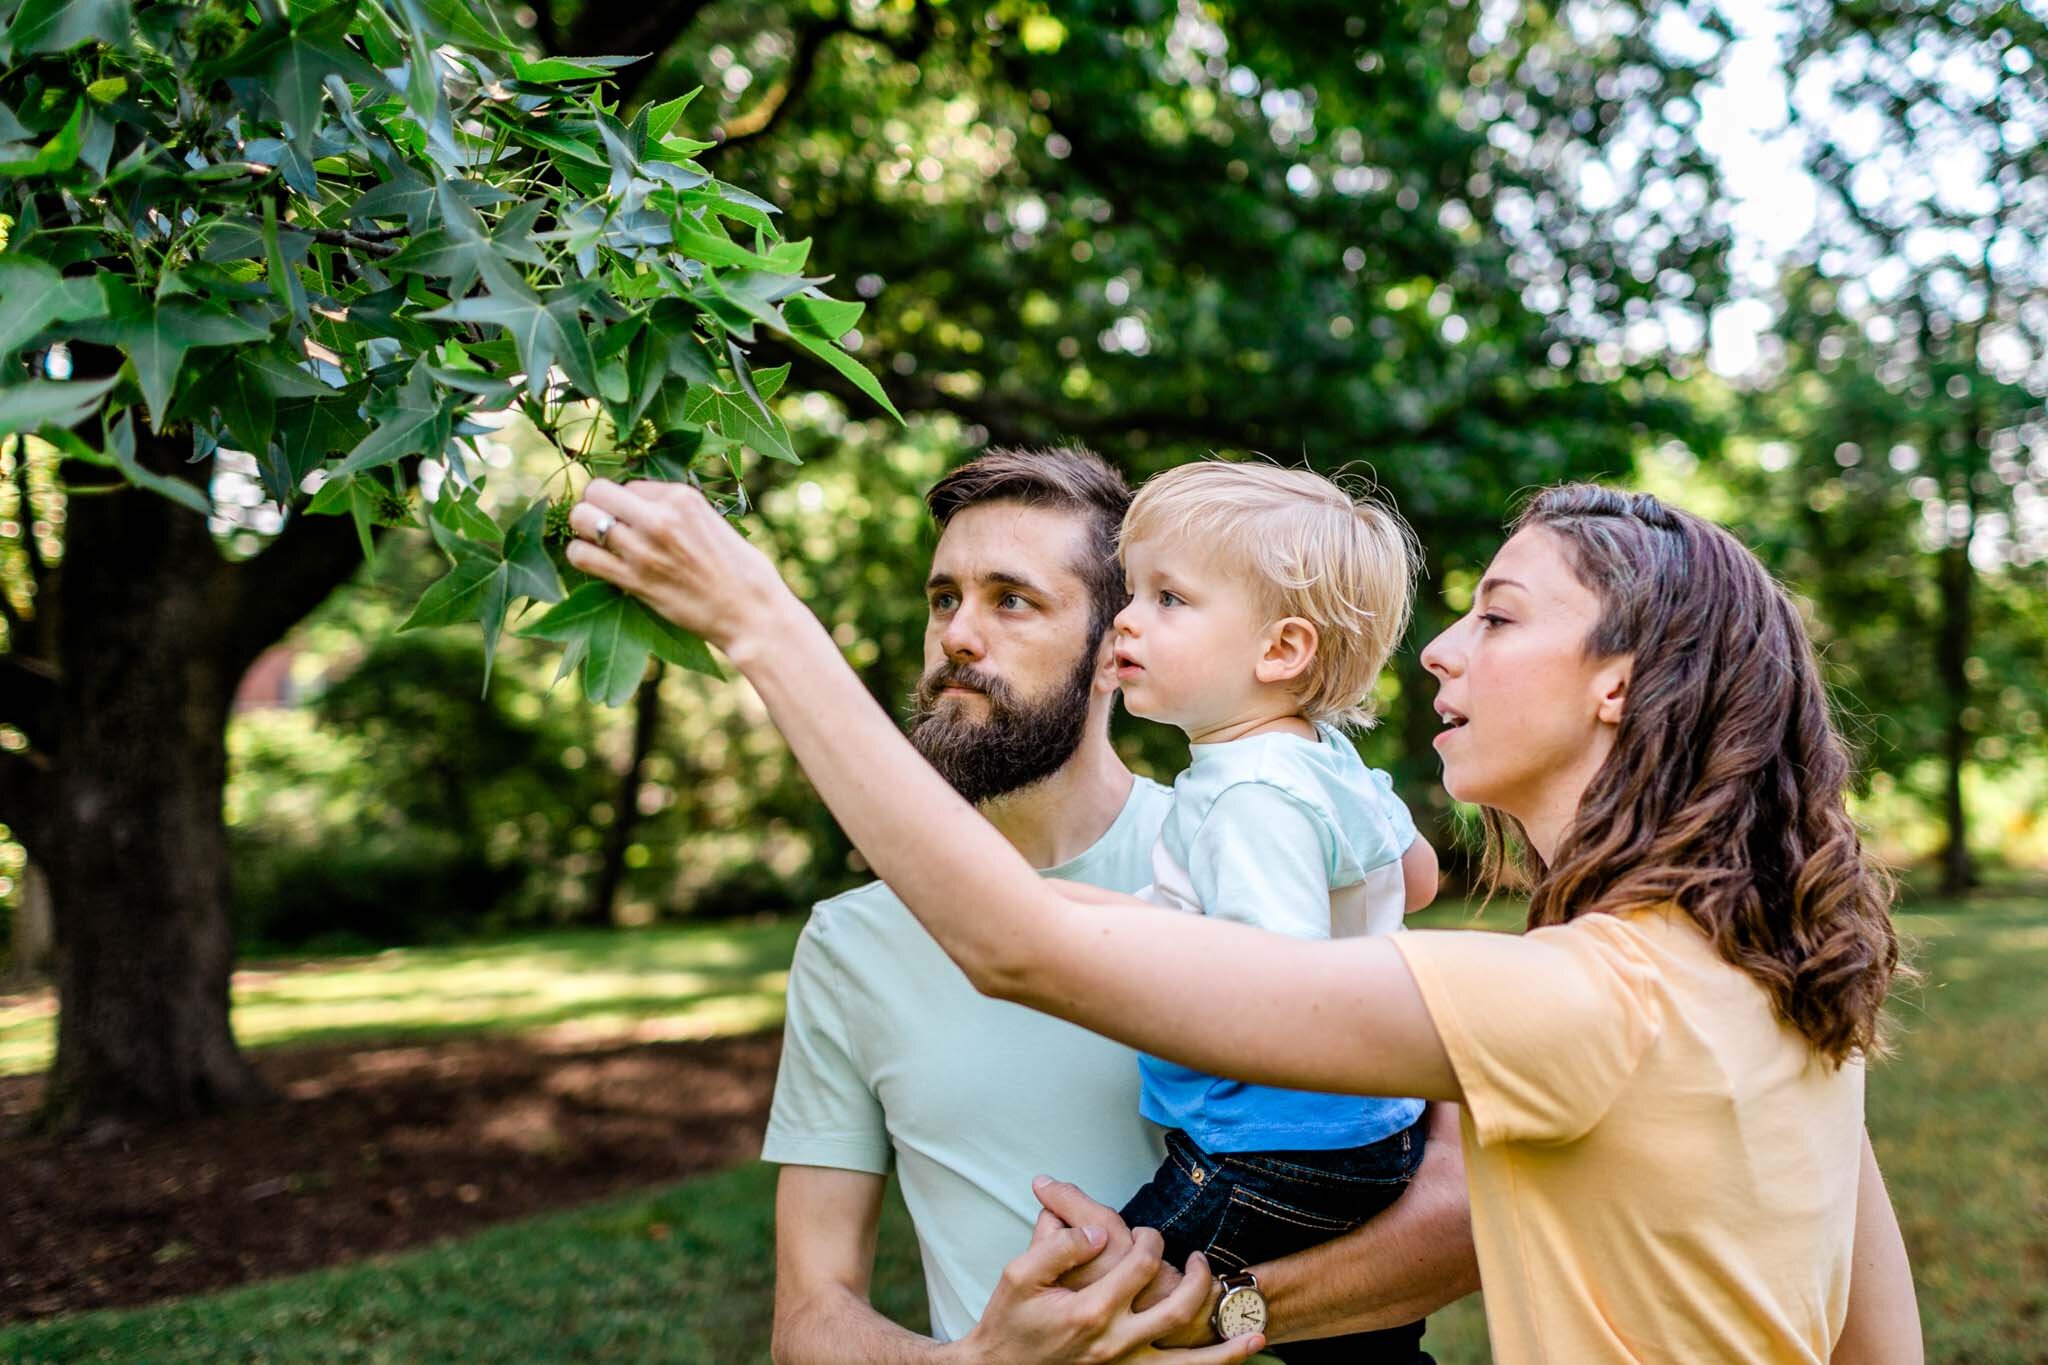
[1420,526,1632,856]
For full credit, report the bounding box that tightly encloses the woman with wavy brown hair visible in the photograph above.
[566,477,1921,1362]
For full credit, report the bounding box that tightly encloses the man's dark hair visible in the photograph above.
[924,445,1132,645]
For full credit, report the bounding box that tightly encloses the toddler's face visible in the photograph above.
[1113,536,1275,735]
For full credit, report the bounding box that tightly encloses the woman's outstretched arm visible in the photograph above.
[566,481,1458,1104]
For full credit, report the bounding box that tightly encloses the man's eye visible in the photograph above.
[999,593,1029,610]
[931,593,958,612]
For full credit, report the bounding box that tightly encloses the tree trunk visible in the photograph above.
[5,859,52,985]
[587,661,665,927]
[25,432,368,1133]
[1934,515,1976,895]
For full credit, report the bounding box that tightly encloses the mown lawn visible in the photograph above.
[0,918,803,1077]
[1,890,2040,1363]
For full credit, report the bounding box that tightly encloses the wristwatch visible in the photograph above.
[1209,1269,1268,1340]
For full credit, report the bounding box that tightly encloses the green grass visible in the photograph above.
[2,891,2041,1362]
[0,919,803,1077]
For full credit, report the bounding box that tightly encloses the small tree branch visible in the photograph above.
[712,6,934,154]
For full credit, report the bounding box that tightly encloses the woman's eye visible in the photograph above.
[1478,612,1510,630]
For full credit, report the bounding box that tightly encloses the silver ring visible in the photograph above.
[591,510,617,547]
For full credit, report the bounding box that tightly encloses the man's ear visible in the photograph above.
[1091,629,1121,696]
[1594,656,1632,726]
[1255,617,1319,686]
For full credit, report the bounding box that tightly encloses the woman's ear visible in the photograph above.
[1594,656,1632,726]
[1256,617,1319,685]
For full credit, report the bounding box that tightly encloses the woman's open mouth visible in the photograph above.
[1433,703,1468,745]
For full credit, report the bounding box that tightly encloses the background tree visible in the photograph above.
[1772,0,2048,890]
[0,0,888,1130]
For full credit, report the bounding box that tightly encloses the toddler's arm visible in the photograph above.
[1401,836,1439,914]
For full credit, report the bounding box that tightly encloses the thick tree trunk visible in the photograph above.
[1935,526,1976,895]
[26,432,368,1133]
[37,478,269,1131]
[587,661,665,927]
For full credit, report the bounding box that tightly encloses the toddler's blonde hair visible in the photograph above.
[1121,460,1417,729]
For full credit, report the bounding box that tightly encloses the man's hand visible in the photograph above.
[956,1210,1261,1364]
[1034,1177,1217,1349]
[566,478,793,656]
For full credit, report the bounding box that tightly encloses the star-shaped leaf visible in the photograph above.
[423,280,600,397]
[520,580,720,706]
[200,1,387,153]
[403,501,563,690]
[2,0,132,57]
[72,279,271,430]
[682,383,796,463]
[0,255,107,357]
[336,362,456,476]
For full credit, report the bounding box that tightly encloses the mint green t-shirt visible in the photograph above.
[761,778,1173,1343]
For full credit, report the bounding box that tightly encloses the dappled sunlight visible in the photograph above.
[0,920,803,1078]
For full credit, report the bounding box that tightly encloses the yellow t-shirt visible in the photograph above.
[1392,906,1864,1363]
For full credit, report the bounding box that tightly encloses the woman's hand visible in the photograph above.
[565,478,794,659]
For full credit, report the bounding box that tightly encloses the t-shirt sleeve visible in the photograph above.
[759,918,893,1174]
[1392,919,1662,1146]
[1185,782,1335,941]
[1368,767,1419,851]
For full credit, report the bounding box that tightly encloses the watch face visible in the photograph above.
[1216,1285,1269,1339]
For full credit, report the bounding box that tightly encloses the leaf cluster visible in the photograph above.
[0,0,894,700]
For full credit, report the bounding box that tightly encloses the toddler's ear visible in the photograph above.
[1255,617,1318,686]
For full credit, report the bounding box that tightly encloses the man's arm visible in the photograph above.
[1250,1101,1478,1341]
[773,1165,954,1364]
[1038,1103,1478,1346]
[1830,1129,1922,1365]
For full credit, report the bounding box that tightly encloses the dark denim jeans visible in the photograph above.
[1119,1122,1433,1365]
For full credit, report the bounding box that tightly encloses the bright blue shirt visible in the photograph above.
[1139,723,1427,1151]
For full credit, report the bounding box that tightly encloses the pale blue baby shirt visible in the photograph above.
[1139,723,1427,1151]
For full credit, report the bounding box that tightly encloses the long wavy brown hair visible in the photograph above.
[1481,485,1901,1064]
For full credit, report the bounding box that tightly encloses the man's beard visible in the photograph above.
[907,645,1098,806]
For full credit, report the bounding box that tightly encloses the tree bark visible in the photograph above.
[587,661,665,927]
[26,433,369,1133]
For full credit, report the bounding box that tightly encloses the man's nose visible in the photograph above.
[940,606,985,664]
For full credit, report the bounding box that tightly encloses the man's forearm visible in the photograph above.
[773,1282,968,1365]
[1254,1104,1479,1342]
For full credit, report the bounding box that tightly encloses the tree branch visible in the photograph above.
[711,6,934,154]
[220,510,372,676]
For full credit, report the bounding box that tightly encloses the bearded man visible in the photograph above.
[761,446,1477,1363]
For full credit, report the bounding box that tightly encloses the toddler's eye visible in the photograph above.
[1158,590,1183,608]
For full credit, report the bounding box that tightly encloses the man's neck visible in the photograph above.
[978,729,1135,870]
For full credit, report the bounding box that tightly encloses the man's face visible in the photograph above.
[909,501,1110,804]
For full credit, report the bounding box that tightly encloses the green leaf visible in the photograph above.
[784,295,864,341]
[789,326,903,421]
[509,53,643,83]
[0,255,106,357]
[0,101,85,176]
[305,471,384,560]
[72,279,272,430]
[0,376,119,435]
[423,281,600,398]
[519,581,721,705]
[414,0,518,53]
[276,395,369,496]
[385,194,543,293]
[2,0,132,56]
[402,525,510,685]
[429,483,503,545]
[336,363,455,476]
[201,2,387,153]
[104,410,212,515]
[642,89,701,143]
[683,384,797,463]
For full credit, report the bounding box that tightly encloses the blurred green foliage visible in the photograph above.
[188,0,2045,949]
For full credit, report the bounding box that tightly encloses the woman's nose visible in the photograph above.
[1420,622,1459,680]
